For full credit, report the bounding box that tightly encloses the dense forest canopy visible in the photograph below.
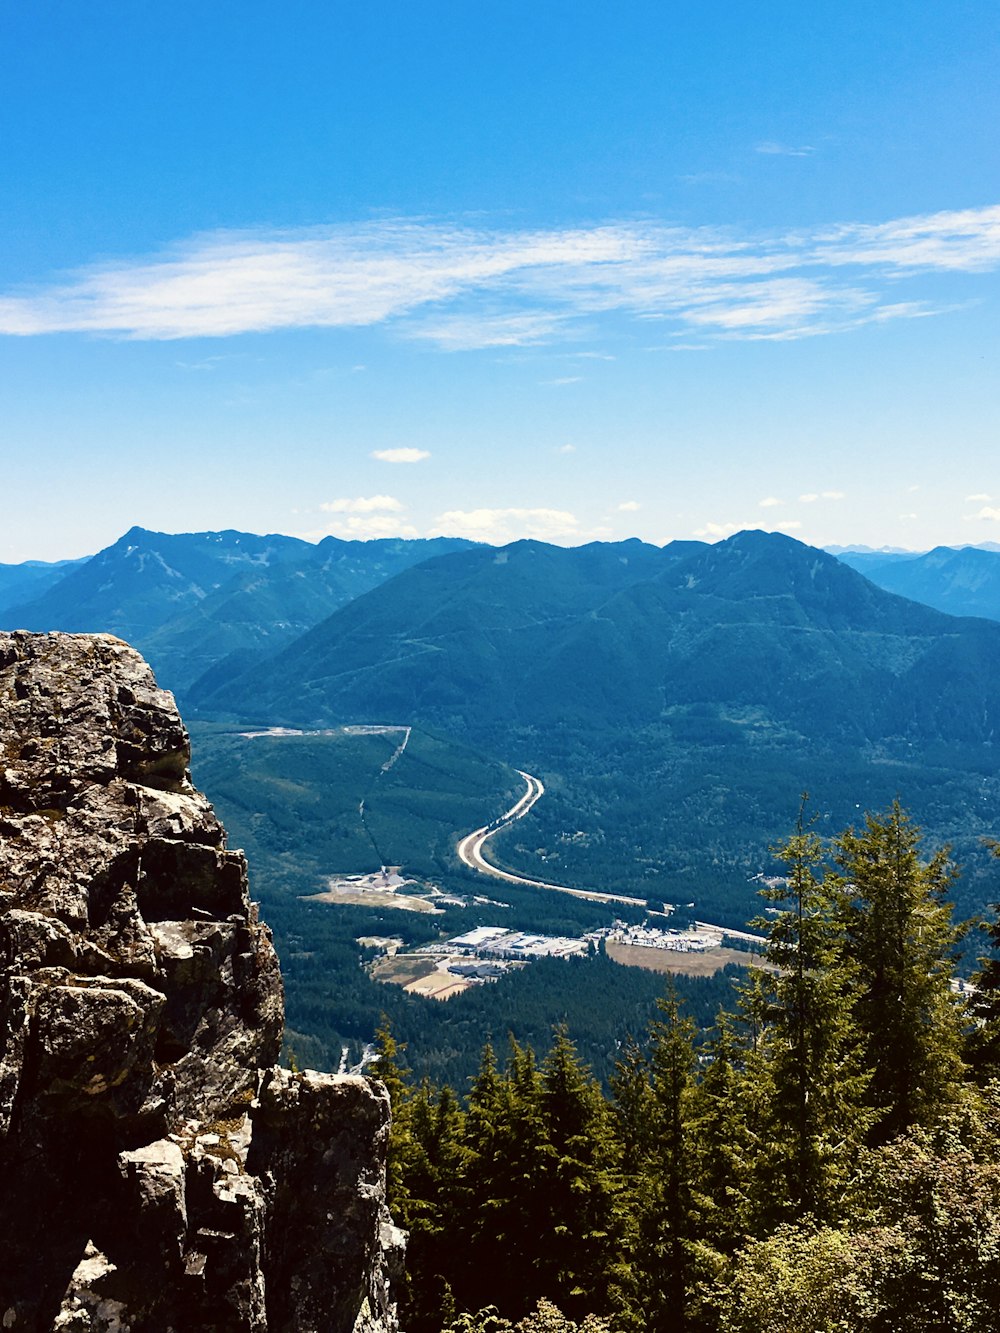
[378,806,1000,1333]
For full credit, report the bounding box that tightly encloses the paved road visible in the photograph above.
[457,770,648,908]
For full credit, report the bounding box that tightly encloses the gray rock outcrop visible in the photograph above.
[0,631,401,1331]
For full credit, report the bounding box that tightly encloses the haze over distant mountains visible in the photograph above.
[0,556,87,610]
[836,545,1000,622]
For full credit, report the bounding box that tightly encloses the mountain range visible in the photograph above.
[9,529,1000,707]
[837,545,1000,622]
[189,529,1000,920]
[0,526,475,693]
[7,524,1000,919]
[0,556,87,610]
[200,529,1000,746]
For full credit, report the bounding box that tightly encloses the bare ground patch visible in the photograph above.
[405,974,473,1000]
[372,952,480,1000]
[606,942,760,977]
[372,954,442,986]
[302,887,442,913]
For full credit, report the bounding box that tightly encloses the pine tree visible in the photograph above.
[369,1013,415,1222]
[835,801,965,1139]
[431,1041,506,1321]
[689,1011,755,1253]
[533,1026,622,1318]
[611,1035,657,1178]
[453,1038,549,1318]
[967,841,1000,1079]
[618,989,700,1332]
[404,1081,470,1332]
[750,812,873,1222]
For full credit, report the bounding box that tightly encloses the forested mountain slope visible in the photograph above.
[204,530,1000,742]
[199,530,1000,920]
[1,525,476,692]
[192,535,696,724]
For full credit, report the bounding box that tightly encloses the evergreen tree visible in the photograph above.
[835,801,965,1140]
[369,1013,415,1221]
[442,1041,507,1320]
[466,1038,503,1151]
[618,989,700,1332]
[967,841,1000,1079]
[689,1011,755,1253]
[404,1081,470,1332]
[610,1035,657,1177]
[452,1038,549,1318]
[750,812,873,1222]
[533,1026,622,1318]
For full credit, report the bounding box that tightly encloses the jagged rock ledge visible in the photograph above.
[0,631,402,1331]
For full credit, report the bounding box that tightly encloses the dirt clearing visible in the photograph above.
[606,942,760,977]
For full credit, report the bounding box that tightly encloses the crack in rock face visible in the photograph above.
[0,632,401,1332]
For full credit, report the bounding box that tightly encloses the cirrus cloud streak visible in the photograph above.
[0,205,998,347]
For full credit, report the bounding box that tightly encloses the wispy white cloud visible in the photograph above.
[813,207,1000,273]
[174,353,239,372]
[755,141,816,158]
[542,375,583,386]
[320,495,404,513]
[822,490,846,500]
[966,505,1000,521]
[759,496,783,508]
[966,492,993,502]
[799,493,819,503]
[557,443,577,454]
[1,205,998,347]
[430,507,581,544]
[372,448,430,464]
[406,310,571,350]
[617,500,641,512]
[694,521,739,540]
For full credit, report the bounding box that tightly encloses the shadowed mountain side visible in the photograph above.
[2,526,477,693]
[2,527,312,638]
[197,530,1000,748]
[190,537,697,723]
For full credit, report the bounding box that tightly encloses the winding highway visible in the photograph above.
[456,770,648,908]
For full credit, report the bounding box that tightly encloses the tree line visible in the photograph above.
[373,802,1000,1332]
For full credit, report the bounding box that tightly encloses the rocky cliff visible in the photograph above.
[0,631,402,1331]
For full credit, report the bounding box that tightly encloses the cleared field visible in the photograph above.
[303,886,442,913]
[372,951,478,1000]
[607,942,759,977]
[372,954,441,986]
[405,973,473,1000]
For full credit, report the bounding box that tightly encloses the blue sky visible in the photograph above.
[2,1,999,561]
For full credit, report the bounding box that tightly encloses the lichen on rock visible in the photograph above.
[0,631,400,1331]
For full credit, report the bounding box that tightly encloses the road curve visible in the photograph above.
[457,770,647,908]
